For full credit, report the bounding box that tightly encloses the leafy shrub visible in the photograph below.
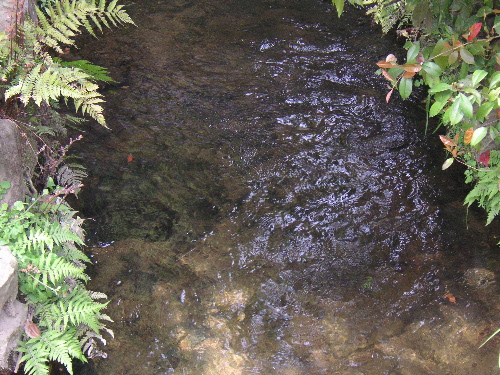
[333,0,500,226]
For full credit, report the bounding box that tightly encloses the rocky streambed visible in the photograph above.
[68,0,500,374]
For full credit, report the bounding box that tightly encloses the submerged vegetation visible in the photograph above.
[334,0,500,226]
[0,0,134,374]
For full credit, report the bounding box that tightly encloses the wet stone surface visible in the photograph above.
[68,0,500,374]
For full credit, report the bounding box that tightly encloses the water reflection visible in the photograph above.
[72,0,500,373]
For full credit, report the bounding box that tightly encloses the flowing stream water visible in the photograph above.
[69,0,500,374]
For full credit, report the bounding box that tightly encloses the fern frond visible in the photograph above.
[59,213,85,244]
[46,288,108,332]
[27,219,83,253]
[61,59,115,82]
[366,0,408,34]
[20,328,85,375]
[27,225,54,252]
[61,244,90,264]
[61,329,87,363]
[97,0,106,13]
[89,291,108,300]
[17,338,50,375]
[102,325,114,338]
[40,330,75,373]
[34,125,59,137]
[5,64,108,126]
[35,0,135,55]
[38,252,88,286]
[57,163,87,189]
[79,325,113,359]
[5,64,42,104]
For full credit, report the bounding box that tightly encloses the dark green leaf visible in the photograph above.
[407,42,420,62]
[459,62,469,79]
[430,39,450,70]
[412,1,433,32]
[449,99,464,125]
[458,93,473,118]
[421,61,442,77]
[448,50,459,65]
[429,100,447,117]
[388,67,404,79]
[494,14,500,31]
[429,83,452,93]
[434,90,452,103]
[476,102,495,121]
[443,105,452,124]
[489,71,500,89]
[399,77,413,99]
[489,126,498,142]
[463,88,481,103]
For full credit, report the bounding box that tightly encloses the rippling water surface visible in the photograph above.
[70,0,500,374]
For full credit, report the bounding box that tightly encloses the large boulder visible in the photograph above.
[0,2,39,371]
[0,119,29,370]
[0,246,26,370]
[0,119,27,206]
[0,0,37,38]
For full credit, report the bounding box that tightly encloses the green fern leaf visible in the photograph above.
[17,338,51,375]
[46,288,108,332]
[28,226,54,252]
[39,252,87,286]
[5,64,108,125]
[41,330,75,374]
[97,0,106,12]
[61,60,115,82]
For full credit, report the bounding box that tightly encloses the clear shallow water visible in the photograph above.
[70,0,500,374]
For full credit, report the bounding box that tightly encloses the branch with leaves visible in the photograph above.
[332,0,500,226]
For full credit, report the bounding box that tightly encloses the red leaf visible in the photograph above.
[444,291,456,303]
[401,63,422,73]
[377,60,397,69]
[467,23,482,41]
[127,154,133,162]
[402,71,416,79]
[381,69,395,83]
[386,89,393,103]
[478,150,490,167]
[24,320,41,338]
[439,135,457,147]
